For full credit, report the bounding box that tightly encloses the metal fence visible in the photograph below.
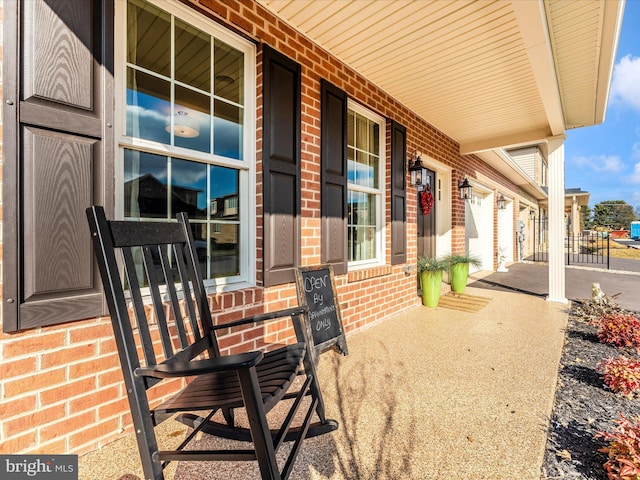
[530,216,610,269]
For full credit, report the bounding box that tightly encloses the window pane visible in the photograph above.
[210,223,240,277]
[215,39,244,105]
[188,222,209,278]
[170,158,208,219]
[354,112,369,151]
[124,150,169,218]
[214,100,242,159]
[127,0,170,77]
[173,85,211,153]
[127,68,171,144]
[358,151,375,189]
[347,111,379,189]
[175,19,210,91]
[348,191,376,261]
[369,121,379,154]
[347,147,356,183]
[347,111,354,145]
[189,221,240,279]
[209,165,240,277]
[210,166,239,221]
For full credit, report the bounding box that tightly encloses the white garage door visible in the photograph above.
[465,190,494,273]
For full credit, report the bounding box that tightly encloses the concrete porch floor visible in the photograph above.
[79,285,569,479]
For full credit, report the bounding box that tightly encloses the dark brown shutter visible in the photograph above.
[3,0,114,332]
[261,45,301,287]
[320,80,348,275]
[390,121,407,265]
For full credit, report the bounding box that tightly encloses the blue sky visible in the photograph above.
[565,1,640,211]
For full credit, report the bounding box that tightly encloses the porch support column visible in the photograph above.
[571,196,580,237]
[547,135,568,304]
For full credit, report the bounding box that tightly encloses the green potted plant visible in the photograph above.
[417,256,448,307]
[444,254,482,294]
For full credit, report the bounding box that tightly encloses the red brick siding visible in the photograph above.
[0,0,523,455]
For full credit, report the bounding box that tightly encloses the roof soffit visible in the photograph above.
[257,0,623,157]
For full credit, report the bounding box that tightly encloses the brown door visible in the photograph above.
[417,169,437,258]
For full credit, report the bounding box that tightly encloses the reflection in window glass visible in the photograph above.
[171,158,207,219]
[123,0,250,282]
[175,19,210,91]
[215,39,244,104]
[174,85,211,153]
[348,191,376,262]
[210,165,239,220]
[208,165,240,277]
[127,69,171,144]
[347,110,379,189]
[127,0,170,77]
[347,106,383,265]
[125,0,245,161]
[124,150,169,218]
[214,100,242,159]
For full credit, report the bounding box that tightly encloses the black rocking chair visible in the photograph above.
[86,206,337,480]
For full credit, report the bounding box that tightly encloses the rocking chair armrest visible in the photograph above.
[210,306,308,331]
[135,351,264,379]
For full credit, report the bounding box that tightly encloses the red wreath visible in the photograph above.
[420,189,434,215]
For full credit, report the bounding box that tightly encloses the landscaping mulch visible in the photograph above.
[541,298,640,479]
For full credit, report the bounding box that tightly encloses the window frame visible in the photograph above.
[114,0,257,291]
[346,100,386,269]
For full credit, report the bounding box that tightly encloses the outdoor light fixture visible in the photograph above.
[408,151,428,191]
[165,111,200,138]
[529,209,536,219]
[497,194,507,210]
[458,178,472,200]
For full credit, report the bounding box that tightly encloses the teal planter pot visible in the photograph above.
[420,270,442,307]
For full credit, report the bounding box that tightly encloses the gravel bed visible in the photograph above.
[541,299,640,479]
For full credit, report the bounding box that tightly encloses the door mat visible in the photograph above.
[438,292,492,313]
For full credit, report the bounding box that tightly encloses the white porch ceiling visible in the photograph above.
[257,0,624,155]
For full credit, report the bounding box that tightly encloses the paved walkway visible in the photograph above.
[469,259,640,312]
[80,286,568,480]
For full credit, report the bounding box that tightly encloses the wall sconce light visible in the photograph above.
[458,178,472,200]
[529,209,536,219]
[408,152,428,191]
[165,111,200,138]
[497,194,507,210]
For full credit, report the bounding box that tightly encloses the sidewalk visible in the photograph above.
[80,286,568,479]
[469,260,640,313]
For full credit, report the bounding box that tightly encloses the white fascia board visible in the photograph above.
[594,0,626,124]
[511,0,565,136]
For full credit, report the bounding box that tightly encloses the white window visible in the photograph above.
[347,101,385,267]
[116,0,256,288]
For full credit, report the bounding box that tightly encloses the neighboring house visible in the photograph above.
[507,146,591,257]
[0,0,624,456]
[564,188,591,237]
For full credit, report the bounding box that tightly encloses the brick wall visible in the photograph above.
[0,0,523,456]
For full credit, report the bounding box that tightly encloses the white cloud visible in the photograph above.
[573,155,625,173]
[631,162,640,184]
[610,54,640,111]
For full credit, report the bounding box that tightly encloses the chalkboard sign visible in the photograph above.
[295,265,348,356]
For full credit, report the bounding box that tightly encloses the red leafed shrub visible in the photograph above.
[596,414,640,480]
[598,357,640,396]
[592,314,640,352]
